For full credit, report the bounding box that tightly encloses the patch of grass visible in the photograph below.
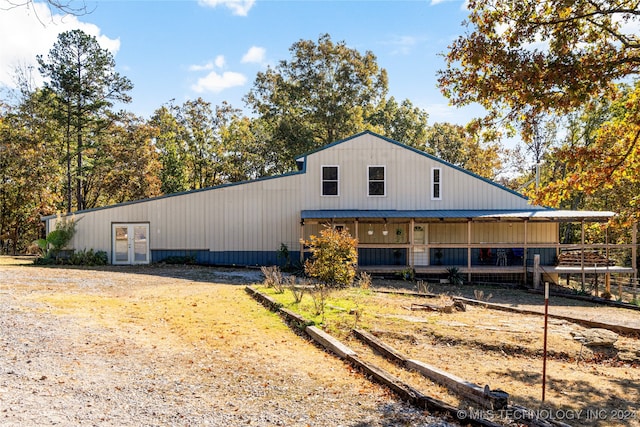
[0,255,35,266]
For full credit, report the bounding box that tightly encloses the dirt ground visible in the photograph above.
[0,260,455,427]
[3,259,640,427]
[258,277,640,427]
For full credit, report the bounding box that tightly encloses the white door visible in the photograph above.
[112,223,150,265]
[413,224,429,266]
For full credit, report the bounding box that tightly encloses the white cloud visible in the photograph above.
[197,0,255,17]
[241,46,265,64]
[189,61,215,72]
[0,0,120,89]
[191,70,246,93]
[189,55,226,72]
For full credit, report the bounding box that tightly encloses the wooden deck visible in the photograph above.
[359,264,526,275]
[538,265,634,274]
[359,264,634,276]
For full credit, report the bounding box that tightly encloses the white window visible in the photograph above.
[321,165,339,196]
[368,165,386,197]
[431,167,442,200]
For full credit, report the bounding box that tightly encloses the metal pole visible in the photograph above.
[542,282,549,402]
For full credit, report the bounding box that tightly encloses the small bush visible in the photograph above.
[261,265,285,293]
[447,267,464,285]
[396,267,415,281]
[287,277,305,303]
[600,291,613,300]
[416,280,432,294]
[33,256,56,266]
[69,249,108,266]
[302,226,358,288]
[474,289,493,302]
[356,271,372,289]
[40,217,77,260]
[309,283,329,319]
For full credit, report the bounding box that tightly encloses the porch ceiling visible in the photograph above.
[300,209,616,222]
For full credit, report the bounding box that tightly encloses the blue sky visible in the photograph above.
[0,0,484,125]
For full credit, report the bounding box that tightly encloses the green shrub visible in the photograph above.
[37,217,77,261]
[33,256,57,265]
[302,226,358,288]
[69,249,108,266]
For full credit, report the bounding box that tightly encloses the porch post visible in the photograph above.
[581,219,586,293]
[633,222,637,302]
[300,219,305,264]
[409,218,415,268]
[467,220,472,283]
[354,218,359,241]
[605,223,611,294]
[524,219,528,286]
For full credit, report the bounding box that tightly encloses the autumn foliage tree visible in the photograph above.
[439,0,639,136]
[303,226,358,288]
[536,82,640,225]
[439,0,640,225]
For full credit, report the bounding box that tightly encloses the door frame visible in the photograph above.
[111,222,150,265]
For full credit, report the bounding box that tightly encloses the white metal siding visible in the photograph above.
[48,133,552,262]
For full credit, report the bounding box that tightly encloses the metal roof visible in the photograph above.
[301,209,616,221]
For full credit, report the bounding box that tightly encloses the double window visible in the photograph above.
[321,166,339,196]
[368,165,386,197]
[321,164,390,197]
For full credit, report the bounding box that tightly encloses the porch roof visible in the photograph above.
[300,209,616,222]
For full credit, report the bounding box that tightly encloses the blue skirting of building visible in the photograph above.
[151,247,557,268]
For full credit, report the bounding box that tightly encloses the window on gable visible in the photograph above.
[432,167,442,200]
[321,165,339,196]
[368,165,386,197]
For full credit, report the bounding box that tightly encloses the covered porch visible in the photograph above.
[300,209,637,290]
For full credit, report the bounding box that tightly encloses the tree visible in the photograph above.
[0,89,63,254]
[217,109,280,182]
[150,103,188,194]
[438,0,640,138]
[3,0,90,16]
[244,34,389,170]
[534,82,640,224]
[423,122,503,179]
[38,29,132,212]
[86,112,162,207]
[367,97,429,148]
[176,98,226,190]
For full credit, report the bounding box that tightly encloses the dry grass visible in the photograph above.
[0,262,448,426]
[260,281,640,427]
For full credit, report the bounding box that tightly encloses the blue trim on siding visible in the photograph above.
[152,250,284,267]
[151,247,558,268]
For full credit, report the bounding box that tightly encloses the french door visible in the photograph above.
[112,223,150,265]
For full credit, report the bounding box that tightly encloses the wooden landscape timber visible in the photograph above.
[375,287,640,336]
[245,286,574,427]
[453,296,640,336]
[353,328,509,410]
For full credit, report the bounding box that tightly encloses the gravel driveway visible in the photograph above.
[0,264,456,426]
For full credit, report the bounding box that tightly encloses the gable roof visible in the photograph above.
[295,130,529,201]
[44,131,538,220]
